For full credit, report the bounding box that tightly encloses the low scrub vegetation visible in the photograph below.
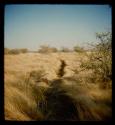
[4,48,28,54]
[74,46,85,53]
[61,47,72,52]
[38,45,58,53]
[5,48,10,54]
[8,49,21,54]
[20,48,28,53]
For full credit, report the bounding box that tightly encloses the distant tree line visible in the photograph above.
[4,48,28,54]
[38,45,86,53]
[5,45,86,54]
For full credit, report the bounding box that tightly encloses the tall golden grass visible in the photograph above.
[4,52,112,121]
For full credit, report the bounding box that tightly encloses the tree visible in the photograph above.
[38,45,58,53]
[74,46,85,53]
[80,31,112,82]
[20,48,28,53]
[8,49,20,54]
[61,47,71,52]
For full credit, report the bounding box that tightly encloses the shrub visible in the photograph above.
[74,46,85,53]
[20,48,28,53]
[38,45,58,53]
[5,48,28,55]
[8,49,20,54]
[50,47,58,52]
[5,48,10,54]
[80,32,112,83]
[61,47,71,52]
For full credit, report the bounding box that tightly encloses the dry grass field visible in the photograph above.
[4,52,112,121]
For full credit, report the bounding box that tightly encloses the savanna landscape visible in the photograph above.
[5,32,112,121]
[4,5,112,121]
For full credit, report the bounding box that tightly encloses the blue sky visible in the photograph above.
[5,5,111,50]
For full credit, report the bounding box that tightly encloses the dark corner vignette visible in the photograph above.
[0,4,4,121]
[2,1,112,124]
[0,0,113,4]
